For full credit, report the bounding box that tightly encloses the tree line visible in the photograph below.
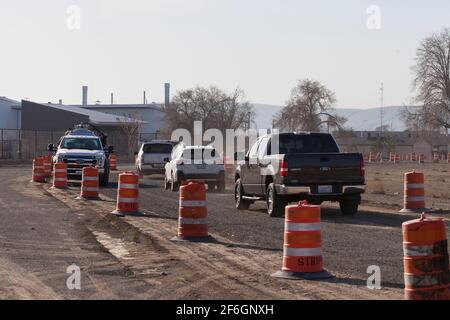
[164,27,450,137]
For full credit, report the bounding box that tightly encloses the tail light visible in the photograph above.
[280,160,288,177]
[360,156,365,178]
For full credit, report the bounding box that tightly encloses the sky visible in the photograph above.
[1,0,449,108]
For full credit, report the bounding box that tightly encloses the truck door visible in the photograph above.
[242,138,261,195]
[256,136,270,196]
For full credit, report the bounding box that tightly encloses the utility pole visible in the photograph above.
[380,82,384,133]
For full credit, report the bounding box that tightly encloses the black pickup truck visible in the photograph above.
[234,132,365,217]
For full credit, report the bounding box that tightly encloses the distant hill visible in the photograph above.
[252,104,411,131]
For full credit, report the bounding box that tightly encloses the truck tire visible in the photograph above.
[164,175,170,190]
[339,198,359,216]
[170,173,179,192]
[266,183,287,217]
[235,179,250,210]
[99,169,109,187]
[217,179,226,192]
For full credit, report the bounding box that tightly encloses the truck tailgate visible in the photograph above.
[284,153,363,184]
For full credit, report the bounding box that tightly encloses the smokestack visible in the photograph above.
[82,86,88,106]
[143,90,147,104]
[111,93,114,105]
[164,83,170,107]
[59,99,63,105]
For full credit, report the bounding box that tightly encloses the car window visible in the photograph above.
[277,135,339,154]
[181,148,217,163]
[257,137,269,159]
[143,144,173,154]
[248,140,260,159]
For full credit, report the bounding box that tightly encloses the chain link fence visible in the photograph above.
[0,129,171,160]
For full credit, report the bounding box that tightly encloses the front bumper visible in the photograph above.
[138,164,165,174]
[67,167,105,177]
[276,184,366,195]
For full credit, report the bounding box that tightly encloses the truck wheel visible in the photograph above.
[266,183,287,217]
[217,179,226,192]
[170,173,179,192]
[235,179,250,210]
[164,176,170,190]
[339,198,359,216]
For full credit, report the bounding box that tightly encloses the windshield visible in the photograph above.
[61,137,102,150]
[143,144,173,154]
[276,135,339,154]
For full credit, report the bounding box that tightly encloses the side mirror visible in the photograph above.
[163,157,170,163]
[108,146,114,153]
[244,154,249,162]
[47,143,55,152]
[134,151,139,156]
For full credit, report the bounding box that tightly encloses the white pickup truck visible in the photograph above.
[48,128,112,186]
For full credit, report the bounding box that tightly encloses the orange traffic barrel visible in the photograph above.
[110,155,117,171]
[52,162,67,188]
[43,155,52,177]
[419,154,425,163]
[171,180,212,242]
[433,153,440,163]
[112,172,141,216]
[271,201,333,280]
[400,171,430,213]
[77,167,100,200]
[31,157,46,183]
[402,214,449,300]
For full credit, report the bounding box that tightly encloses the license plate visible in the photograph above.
[196,164,206,169]
[318,185,333,193]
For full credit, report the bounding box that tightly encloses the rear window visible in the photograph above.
[275,135,339,154]
[143,144,173,154]
[181,148,217,163]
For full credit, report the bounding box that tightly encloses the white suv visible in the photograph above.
[135,141,175,176]
[164,144,226,192]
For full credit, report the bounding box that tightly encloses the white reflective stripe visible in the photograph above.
[83,176,98,181]
[284,247,322,257]
[179,217,207,225]
[82,187,98,192]
[406,184,424,189]
[119,183,139,189]
[34,166,45,169]
[33,173,45,176]
[55,169,66,173]
[285,222,321,232]
[404,274,441,287]
[54,178,66,182]
[118,197,138,203]
[179,200,207,207]
[403,244,434,257]
[404,196,425,202]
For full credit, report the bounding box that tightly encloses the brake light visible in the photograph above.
[360,156,365,178]
[280,160,288,177]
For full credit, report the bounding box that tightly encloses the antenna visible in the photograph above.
[380,82,384,132]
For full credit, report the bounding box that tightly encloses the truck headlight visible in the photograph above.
[96,156,104,167]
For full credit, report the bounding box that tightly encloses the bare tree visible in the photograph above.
[164,86,254,135]
[403,28,450,132]
[118,113,143,159]
[274,79,346,132]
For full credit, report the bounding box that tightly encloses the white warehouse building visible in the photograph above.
[0,96,21,129]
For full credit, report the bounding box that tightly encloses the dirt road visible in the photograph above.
[1,163,448,299]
